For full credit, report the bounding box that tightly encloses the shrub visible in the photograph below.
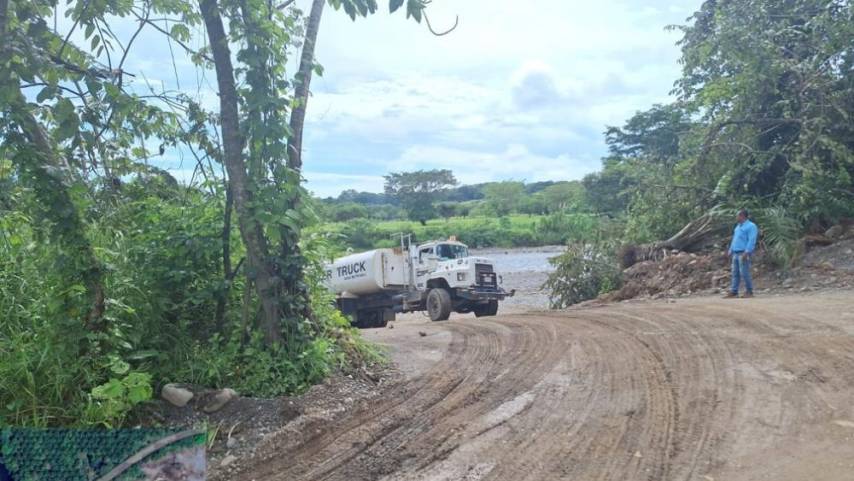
[543,243,623,308]
[0,185,376,427]
[752,207,803,269]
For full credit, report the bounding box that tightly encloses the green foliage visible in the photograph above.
[339,217,382,249]
[175,334,338,397]
[84,371,153,428]
[751,207,803,269]
[0,182,374,427]
[544,243,622,309]
[330,0,426,21]
[537,181,587,214]
[318,179,592,225]
[605,104,692,168]
[0,0,418,430]
[0,214,107,427]
[675,0,854,220]
[384,169,458,223]
[536,212,607,245]
[579,1,854,263]
[482,181,526,216]
[581,163,636,216]
[315,213,610,252]
[327,201,370,221]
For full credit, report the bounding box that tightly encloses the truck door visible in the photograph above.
[416,247,437,287]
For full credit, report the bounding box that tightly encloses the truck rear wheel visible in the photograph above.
[474,300,499,318]
[426,288,452,322]
[354,309,390,329]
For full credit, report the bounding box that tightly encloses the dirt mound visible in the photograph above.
[207,370,393,480]
[137,369,391,480]
[607,237,854,302]
[607,251,730,301]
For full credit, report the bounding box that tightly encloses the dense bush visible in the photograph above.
[543,243,623,308]
[0,184,372,427]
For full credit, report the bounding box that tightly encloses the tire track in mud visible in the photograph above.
[241,318,560,481]
[567,305,738,481]
[235,292,854,481]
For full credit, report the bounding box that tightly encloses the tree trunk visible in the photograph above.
[620,213,730,268]
[200,0,284,346]
[214,181,233,333]
[279,0,326,328]
[287,0,324,171]
[1,0,105,328]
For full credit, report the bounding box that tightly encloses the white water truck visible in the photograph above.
[325,235,514,328]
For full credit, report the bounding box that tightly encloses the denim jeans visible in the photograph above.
[730,253,753,294]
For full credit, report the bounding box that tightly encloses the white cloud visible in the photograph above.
[298,0,701,195]
[55,0,701,197]
[389,144,598,186]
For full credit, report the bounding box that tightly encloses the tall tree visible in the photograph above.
[384,169,458,224]
[199,0,433,346]
[604,104,693,170]
[200,0,292,345]
[0,0,106,327]
[675,0,854,220]
[539,181,587,213]
[483,181,525,216]
[288,0,325,171]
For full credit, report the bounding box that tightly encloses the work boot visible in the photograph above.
[741,292,754,298]
[723,291,738,299]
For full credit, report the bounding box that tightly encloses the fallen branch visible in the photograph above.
[621,212,731,268]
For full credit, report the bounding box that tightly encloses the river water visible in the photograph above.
[470,246,565,313]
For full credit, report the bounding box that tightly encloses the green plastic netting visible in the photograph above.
[0,428,205,481]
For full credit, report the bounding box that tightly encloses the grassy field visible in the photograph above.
[313,213,604,251]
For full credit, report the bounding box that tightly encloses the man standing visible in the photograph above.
[725,209,759,298]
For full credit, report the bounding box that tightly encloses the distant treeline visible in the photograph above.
[322,180,565,205]
[314,179,589,224]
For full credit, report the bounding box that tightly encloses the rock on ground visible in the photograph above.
[161,383,194,407]
[204,388,238,413]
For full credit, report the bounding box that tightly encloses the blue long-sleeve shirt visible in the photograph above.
[729,220,758,254]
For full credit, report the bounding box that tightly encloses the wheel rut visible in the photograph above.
[234,291,854,481]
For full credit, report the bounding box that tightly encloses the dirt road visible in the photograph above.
[238,291,854,480]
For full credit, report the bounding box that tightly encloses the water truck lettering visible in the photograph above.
[337,261,367,278]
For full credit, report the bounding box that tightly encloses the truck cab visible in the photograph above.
[411,240,511,321]
[413,241,497,292]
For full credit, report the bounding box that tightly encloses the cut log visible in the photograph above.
[621,213,730,268]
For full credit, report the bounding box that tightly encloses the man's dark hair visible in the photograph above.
[738,208,749,218]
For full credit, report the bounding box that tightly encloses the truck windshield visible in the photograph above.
[436,244,468,260]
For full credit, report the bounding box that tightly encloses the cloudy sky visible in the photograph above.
[58,0,702,197]
[299,0,701,196]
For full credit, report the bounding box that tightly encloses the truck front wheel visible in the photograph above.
[474,300,499,318]
[426,288,452,322]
